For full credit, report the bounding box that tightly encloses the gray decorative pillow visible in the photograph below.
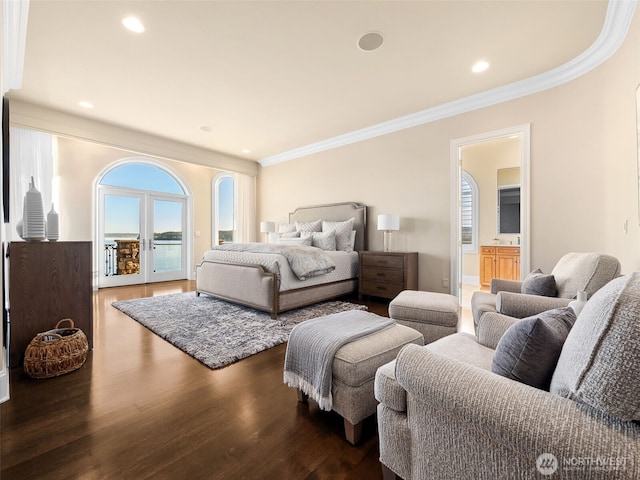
[522,268,557,297]
[322,218,354,252]
[302,231,336,250]
[277,236,312,246]
[550,273,640,421]
[492,307,576,390]
[295,219,322,233]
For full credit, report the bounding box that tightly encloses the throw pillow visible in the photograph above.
[268,231,300,243]
[277,236,312,246]
[301,231,336,250]
[492,307,576,390]
[322,218,354,252]
[278,223,297,233]
[550,273,640,421]
[295,219,322,232]
[521,268,558,297]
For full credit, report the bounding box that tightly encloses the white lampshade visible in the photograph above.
[260,221,276,233]
[377,214,400,231]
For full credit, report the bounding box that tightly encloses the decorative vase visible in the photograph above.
[569,291,588,316]
[46,204,59,241]
[22,176,46,241]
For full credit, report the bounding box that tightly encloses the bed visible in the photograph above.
[196,202,367,318]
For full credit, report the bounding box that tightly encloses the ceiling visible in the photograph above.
[10,1,614,165]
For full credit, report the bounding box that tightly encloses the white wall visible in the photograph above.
[56,137,226,275]
[258,10,640,292]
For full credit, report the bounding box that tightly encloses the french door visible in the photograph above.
[98,187,187,287]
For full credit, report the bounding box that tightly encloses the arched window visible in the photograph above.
[213,173,235,245]
[100,163,184,194]
[96,159,190,288]
[461,170,479,253]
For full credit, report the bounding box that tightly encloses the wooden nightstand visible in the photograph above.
[359,251,418,300]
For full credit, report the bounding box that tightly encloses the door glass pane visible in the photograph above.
[153,200,183,273]
[101,164,184,194]
[104,195,141,276]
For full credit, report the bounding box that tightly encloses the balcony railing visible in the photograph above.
[104,243,118,276]
[104,240,183,276]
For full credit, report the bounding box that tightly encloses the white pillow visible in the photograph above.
[268,231,300,243]
[295,219,322,232]
[278,223,297,233]
[322,218,354,252]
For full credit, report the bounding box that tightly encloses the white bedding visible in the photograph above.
[200,249,359,292]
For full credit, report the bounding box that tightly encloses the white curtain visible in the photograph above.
[9,126,57,241]
[234,172,256,243]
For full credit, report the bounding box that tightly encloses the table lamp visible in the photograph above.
[260,221,275,242]
[377,214,400,252]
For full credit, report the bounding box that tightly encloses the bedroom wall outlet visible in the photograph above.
[442,277,449,288]
[195,230,201,237]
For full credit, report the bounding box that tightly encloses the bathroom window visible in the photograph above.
[461,171,478,253]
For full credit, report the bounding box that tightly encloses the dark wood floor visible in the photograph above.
[1,281,391,480]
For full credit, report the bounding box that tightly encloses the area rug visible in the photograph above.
[112,293,367,369]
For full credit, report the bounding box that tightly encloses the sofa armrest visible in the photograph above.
[490,278,523,294]
[393,344,640,477]
[374,359,406,412]
[476,312,518,349]
[496,291,570,318]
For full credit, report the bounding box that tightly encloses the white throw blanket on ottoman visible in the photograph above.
[283,309,395,411]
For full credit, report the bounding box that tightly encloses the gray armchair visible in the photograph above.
[471,252,620,328]
[375,273,640,480]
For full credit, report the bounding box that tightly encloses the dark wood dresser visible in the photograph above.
[359,251,418,300]
[8,241,93,367]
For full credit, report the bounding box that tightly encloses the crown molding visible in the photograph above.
[260,0,637,167]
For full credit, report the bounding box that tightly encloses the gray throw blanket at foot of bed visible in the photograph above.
[283,310,395,411]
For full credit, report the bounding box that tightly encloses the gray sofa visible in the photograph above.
[471,252,621,328]
[375,273,640,480]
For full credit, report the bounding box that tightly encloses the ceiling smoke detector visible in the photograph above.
[358,32,384,52]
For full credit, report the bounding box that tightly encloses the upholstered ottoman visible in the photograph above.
[389,290,459,343]
[284,310,423,445]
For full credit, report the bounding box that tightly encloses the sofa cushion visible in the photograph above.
[492,307,576,389]
[550,273,640,421]
[551,252,620,299]
[521,268,557,297]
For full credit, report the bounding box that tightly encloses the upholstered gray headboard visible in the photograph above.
[289,202,367,251]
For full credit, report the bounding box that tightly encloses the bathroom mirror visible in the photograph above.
[497,167,520,234]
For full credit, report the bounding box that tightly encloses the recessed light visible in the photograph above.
[241,149,251,154]
[79,101,94,109]
[358,32,384,52]
[472,60,490,73]
[200,125,213,132]
[122,17,145,33]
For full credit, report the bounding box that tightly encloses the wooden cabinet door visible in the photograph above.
[495,247,521,281]
[479,247,495,287]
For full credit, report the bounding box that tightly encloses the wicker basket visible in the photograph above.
[23,319,88,379]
